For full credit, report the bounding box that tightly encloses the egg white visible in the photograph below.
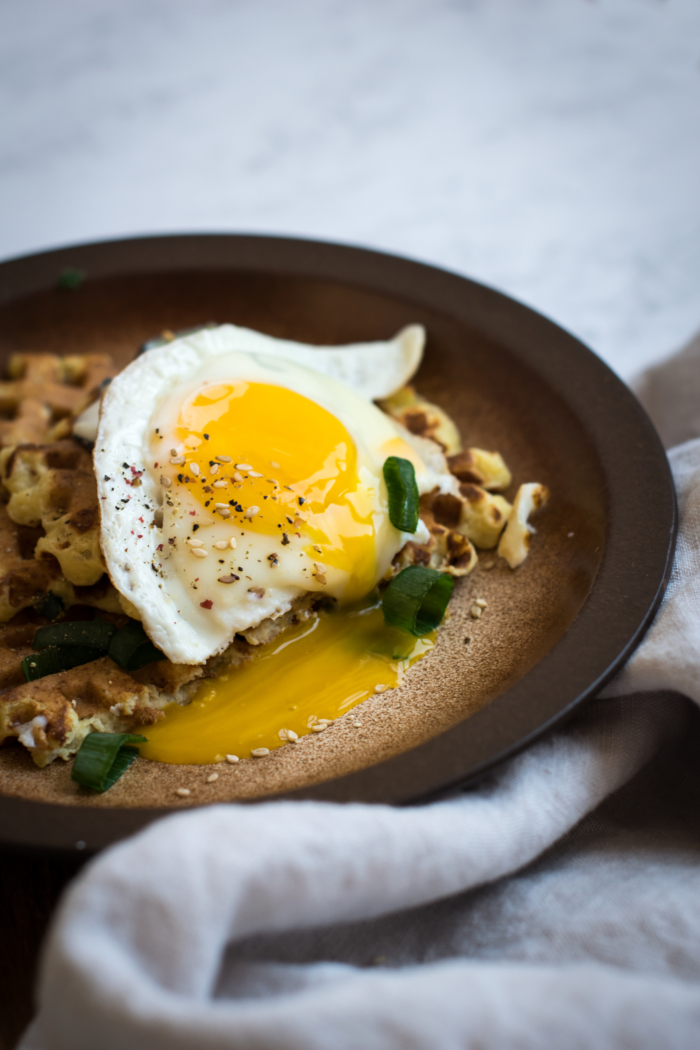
[95,327,455,665]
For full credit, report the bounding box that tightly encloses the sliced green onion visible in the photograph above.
[109,619,165,672]
[383,456,420,534]
[35,591,64,621]
[22,645,104,682]
[33,620,117,652]
[71,732,147,793]
[57,267,86,290]
[382,566,454,636]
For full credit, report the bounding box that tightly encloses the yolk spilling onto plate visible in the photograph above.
[167,380,380,602]
[139,600,435,765]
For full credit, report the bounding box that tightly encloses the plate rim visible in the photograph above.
[0,232,677,854]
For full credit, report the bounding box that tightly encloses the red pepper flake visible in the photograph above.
[154,462,159,468]
[157,544,164,551]
[200,599,213,610]
[189,511,196,516]
[137,534,143,539]
[138,517,144,524]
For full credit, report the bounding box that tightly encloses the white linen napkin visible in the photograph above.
[20,333,700,1050]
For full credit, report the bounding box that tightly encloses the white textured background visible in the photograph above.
[1,0,699,378]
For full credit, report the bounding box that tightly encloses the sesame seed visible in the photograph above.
[316,718,333,725]
[475,598,487,608]
[312,545,322,553]
[186,537,205,547]
[236,463,252,470]
[214,502,230,509]
[218,574,239,584]
[251,747,270,757]
[191,463,200,476]
[315,573,327,585]
[215,455,232,463]
[170,455,185,465]
[229,536,237,549]
[225,754,239,763]
[247,586,265,598]
[470,604,482,619]
[311,724,327,732]
[190,547,208,558]
[244,505,260,519]
[286,729,298,741]
[213,479,228,488]
[170,448,178,456]
[313,562,327,574]
[248,470,263,478]
[353,721,363,728]
[278,728,289,740]
[216,507,232,518]
[213,540,229,549]
[175,788,191,797]
[210,463,220,474]
[375,684,389,693]
[206,772,219,783]
[160,475,172,488]
[270,461,280,469]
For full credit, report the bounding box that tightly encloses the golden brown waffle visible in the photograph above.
[0,352,116,447]
[0,440,105,587]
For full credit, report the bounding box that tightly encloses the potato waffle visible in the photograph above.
[0,440,106,588]
[0,352,117,448]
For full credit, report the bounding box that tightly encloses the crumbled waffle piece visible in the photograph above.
[447,448,512,492]
[0,441,105,585]
[0,656,166,767]
[0,353,116,448]
[377,385,462,454]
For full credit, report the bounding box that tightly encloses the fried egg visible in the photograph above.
[95,324,457,666]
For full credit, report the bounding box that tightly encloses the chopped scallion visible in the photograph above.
[382,566,454,636]
[108,620,165,671]
[71,732,147,793]
[382,456,420,534]
[22,645,104,682]
[33,620,117,652]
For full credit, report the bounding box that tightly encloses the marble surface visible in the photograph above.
[1,0,699,379]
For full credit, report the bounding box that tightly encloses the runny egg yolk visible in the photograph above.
[139,599,435,765]
[162,380,379,602]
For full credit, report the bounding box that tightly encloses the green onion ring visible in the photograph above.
[382,566,454,636]
[71,732,147,793]
[33,620,117,652]
[22,645,104,682]
[382,456,420,534]
[108,619,165,672]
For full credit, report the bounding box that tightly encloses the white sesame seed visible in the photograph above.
[210,463,220,474]
[236,463,252,470]
[232,471,244,482]
[316,718,333,725]
[278,728,289,740]
[353,721,363,728]
[213,540,229,549]
[170,448,178,456]
[313,562,327,574]
[470,604,482,619]
[190,463,200,476]
[475,598,487,608]
[216,507,232,518]
[170,455,185,465]
[244,505,260,519]
[186,537,205,546]
[311,724,327,732]
[229,536,237,549]
[214,502,230,509]
[160,475,172,488]
[248,471,263,478]
[315,573,327,585]
[312,545,322,553]
[215,455,232,463]
[175,788,191,797]
[190,547,208,558]
[286,729,298,741]
[225,754,239,763]
[213,479,228,488]
[251,747,270,757]
[270,461,280,469]
[247,586,265,598]
[375,684,389,693]
[206,772,219,783]
[218,574,238,584]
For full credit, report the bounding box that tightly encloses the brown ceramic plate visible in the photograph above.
[0,235,675,853]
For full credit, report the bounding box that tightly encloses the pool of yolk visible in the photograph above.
[139,600,435,765]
